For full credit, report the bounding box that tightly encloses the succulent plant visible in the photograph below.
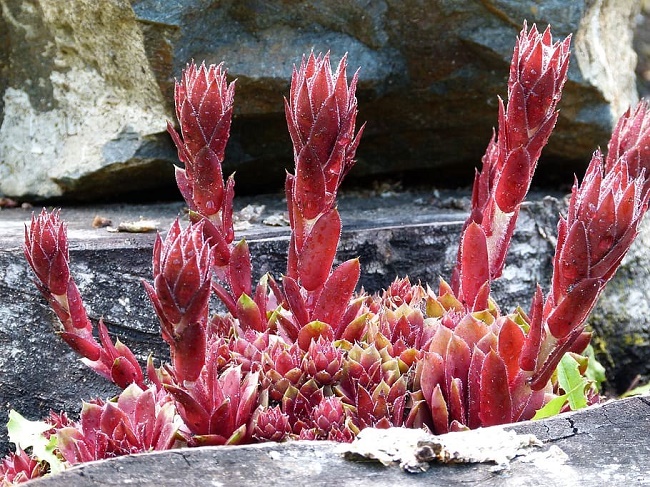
[55,384,179,465]
[7,21,650,485]
[143,219,213,383]
[24,210,145,389]
[0,449,46,485]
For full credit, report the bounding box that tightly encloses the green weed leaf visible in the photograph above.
[533,353,593,420]
[7,410,65,474]
[584,345,606,390]
[620,382,650,398]
[532,394,568,420]
[557,353,589,410]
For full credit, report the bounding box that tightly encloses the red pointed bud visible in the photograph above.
[147,220,213,343]
[286,52,363,219]
[169,62,234,217]
[252,406,292,442]
[302,337,343,385]
[313,396,345,433]
[24,209,70,296]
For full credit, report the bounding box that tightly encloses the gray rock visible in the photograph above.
[0,0,643,200]
[634,1,650,97]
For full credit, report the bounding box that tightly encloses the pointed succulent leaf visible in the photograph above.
[428,384,449,434]
[312,258,360,327]
[229,239,252,299]
[298,208,342,291]
[458,222,490,310]
[165,384,210,435]
[546,278,602,339]
[282,276,310,328]
[479,350,512,427]
[236,293,264,333]
[497,316,525,380]
[466,347,486,429]
[495,147,532,213]
[297,320,334,352]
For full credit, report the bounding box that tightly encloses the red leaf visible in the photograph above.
[495,147,531,213]
[193,148,224,214]
[428,325,453,358]
[172,323,207,383]
[211,281,237,317]
[297,320,333,352]
[199,218,231,267]
[59,332,102,363]
[497,317,525,381]
[448,378,466,427]
[472,282,491,312]
[153,275,182,327]
[419,351,445,404]
[282,276,310,328]
[174,166,193,208]
[298,208,341,291]
[479,350,512,427]
[520,284,543,371]
[339,312,368,342]
[308,93,339,167]
[236,293,264,333]
[334,296,364,338]
[428,384,449,435]
[276,313,300,343]
[591,225,638,281]
[165,385,210,435]
[454,314,490,351]
[525,65,555,130]
[444,335,471,396]
[229,239,251,298]
[467,347,486,429]
[546,278,602,339]
[504,81,529,149]
[311,258,360,328]
[294,147,326,220]
[458,222,489,310]
[555,220,590,300]
[569,331,592,355]
[508,371,532,422]
[222,175,236,243]
[111,357,140,389]
[356,385,375,427]
[615,181,638,238]
[587,191,617,263]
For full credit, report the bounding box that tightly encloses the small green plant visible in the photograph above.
[2,22,650,483]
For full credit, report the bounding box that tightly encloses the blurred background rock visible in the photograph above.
[0,0,647,202]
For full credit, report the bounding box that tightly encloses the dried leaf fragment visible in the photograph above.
[342,426,543,473]
[107,219,160,233]
[263,212,290,226]
[92,215,112,228]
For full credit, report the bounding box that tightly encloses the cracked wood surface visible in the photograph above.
[26,396,650,486]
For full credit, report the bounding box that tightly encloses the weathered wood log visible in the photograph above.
[25,396,650,486]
